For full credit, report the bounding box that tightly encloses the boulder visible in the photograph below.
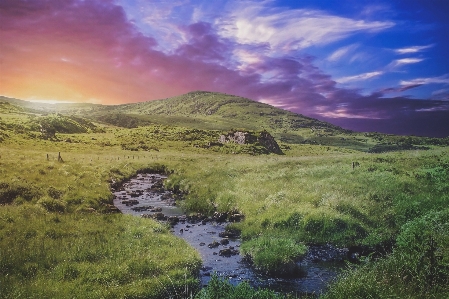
[218,130,283,155]
[104,204,120,213]
[167,216,179,225]
[229,213,244,222]
[208,240,220,248]
[151,213,167,221]
[212,212,228,222]
[219,229,240,239]
[122,199,139,206]
[219,248,239,257]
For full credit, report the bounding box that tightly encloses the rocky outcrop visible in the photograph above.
[218,131,257,145]
[257,131,283,155]
[218,130,283,154]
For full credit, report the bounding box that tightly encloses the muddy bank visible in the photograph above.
[113,173,346,295]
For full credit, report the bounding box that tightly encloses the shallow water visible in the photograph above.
[113,173,345,296]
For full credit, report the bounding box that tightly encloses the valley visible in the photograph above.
[1,92,448,298]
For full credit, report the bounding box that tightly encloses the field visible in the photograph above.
[1,93,449,298]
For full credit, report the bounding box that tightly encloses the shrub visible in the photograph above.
[38,196,66,212]
[395,209,449,292]
[0,182,41,204]
[195,274,285,299]
[302,213,367,245]
[240,235,307,276]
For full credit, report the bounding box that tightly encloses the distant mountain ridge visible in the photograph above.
[89,91,349,135]
[2,92,448,151]
[0,92,346,133]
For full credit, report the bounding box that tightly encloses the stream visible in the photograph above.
[113,173,346,296]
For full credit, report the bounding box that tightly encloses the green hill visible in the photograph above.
[2,91,448,151]
[1,92,449,298]
[83,91,365,147]
[89,91,346,132]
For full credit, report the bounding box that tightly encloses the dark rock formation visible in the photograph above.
[219,247,239,257]
[104,204,120,213]
[212,212,228,222]
[229,213,244,222]
[257,130,283,154]
[122,199,139,206]
[219,229,241,239]
[167,216,180,225]
[208,240,220,248]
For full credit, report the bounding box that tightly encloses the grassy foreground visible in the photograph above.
[1,98,449,298]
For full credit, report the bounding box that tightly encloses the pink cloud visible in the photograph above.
[0,0,339,108]
[1,0,448,137]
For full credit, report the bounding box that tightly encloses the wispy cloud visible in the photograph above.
[431,88,449,101]
[337,71,384,83]
[382,84,423,94]
[388,57,424,69]
[432,88,449,96]
[327,44,360,62]
[1,0,448,137]
[400,74,449,86]
[394,44,434,54]
[219,2,394,53]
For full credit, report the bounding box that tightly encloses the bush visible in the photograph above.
[0,182,41,204]
[302,213,367,245]
[195,274,285,299]
[38,196,66,212]
[395,209,449,291]
[240,235,307,276]
[323,210,449,299]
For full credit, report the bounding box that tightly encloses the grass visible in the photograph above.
[1,95,449,298]
[322,209,449,299]
[240,235,307,276]
[0,205,201,299]
[194,274,304,299]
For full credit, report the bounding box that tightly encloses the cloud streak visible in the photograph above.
[394,44,434,54]
[400,74,449,86]
[327,44,360,62]
[337,71,384,83]
[391,58,424,67]
[220,3,394,53]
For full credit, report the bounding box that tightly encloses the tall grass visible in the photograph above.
[322,209,449,299]
[194,274,301,299]
[0,205,201,298]
[1,103,449,297]
[163,148,449,274]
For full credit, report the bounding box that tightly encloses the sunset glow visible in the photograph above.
[1,0,448,136]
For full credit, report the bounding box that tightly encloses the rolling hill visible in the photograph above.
[1,91,448,152]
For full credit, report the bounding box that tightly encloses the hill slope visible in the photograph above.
[3,92,447,151]
[95,91,344,130]
[85,91,355,144]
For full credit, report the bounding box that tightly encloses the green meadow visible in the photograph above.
[1,92,448,298]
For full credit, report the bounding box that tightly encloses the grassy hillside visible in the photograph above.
[3,92,448,151]
[83,91,364,148]
[1,94,449,298]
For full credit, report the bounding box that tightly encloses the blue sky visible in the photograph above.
[118,0,449,101]
[1,0,449,136]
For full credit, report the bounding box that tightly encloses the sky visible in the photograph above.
[1,0,449,137]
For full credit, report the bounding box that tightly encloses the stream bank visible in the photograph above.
[112,173,346,295]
